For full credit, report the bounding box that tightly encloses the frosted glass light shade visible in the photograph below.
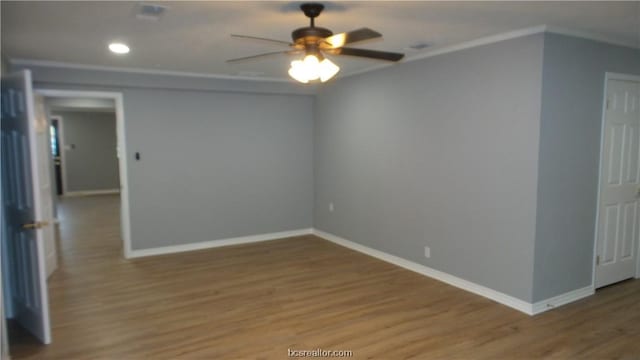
[288,60,309,83]
[319,58,340,82]
[288,55,340,83]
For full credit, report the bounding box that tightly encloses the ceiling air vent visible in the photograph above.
[136,3,168,20]
[408,42,430,51]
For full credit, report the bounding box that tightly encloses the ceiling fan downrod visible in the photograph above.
[300,3,324,28]
[292,3,333,44]
[229,1,404,64]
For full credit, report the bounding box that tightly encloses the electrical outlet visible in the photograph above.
[424,246,431,258]
[329,202,334,212]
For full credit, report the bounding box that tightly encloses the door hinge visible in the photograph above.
[596,255,600,266]
[606,98,610,110]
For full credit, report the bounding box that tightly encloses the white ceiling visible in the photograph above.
[2,1,639,81]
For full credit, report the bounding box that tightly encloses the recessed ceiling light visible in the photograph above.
[108,43,130,54]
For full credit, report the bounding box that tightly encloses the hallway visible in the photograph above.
[10,195,126,357]
[55,195,123,264]
[8,195,640,359]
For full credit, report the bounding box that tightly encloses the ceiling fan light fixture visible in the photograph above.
[288,60,309,83]
[229,3,403,82]
[288,54,340,83]
[303,54,321,81]
[319,58,340,82]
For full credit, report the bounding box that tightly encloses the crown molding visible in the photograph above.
[10,25,637,84]
[407,25,548,63]
[340,25,549,79]
[341,24,639,80]
[545,25,640,49]
[8,58,292,83]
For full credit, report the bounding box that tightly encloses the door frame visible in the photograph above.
[1,188,6,358]
[49,115,67,196]
[36,89,133,259]
[592,72,640,289]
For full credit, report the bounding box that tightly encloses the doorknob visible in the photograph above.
[22,221,49,230]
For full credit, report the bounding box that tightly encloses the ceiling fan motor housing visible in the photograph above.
[227,2,404,65]
[292,26,333,45]
[292,3,333,47]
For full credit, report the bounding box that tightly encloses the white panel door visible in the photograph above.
[33,94,58,277]
[596,78,640,288]
[0,70,52,343]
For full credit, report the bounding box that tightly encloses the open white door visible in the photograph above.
[595,77,640,288]
[1,70,52,344]
[33,95,58,278]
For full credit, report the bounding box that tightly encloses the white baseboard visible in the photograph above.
[530,286,594,315]
[63,189,120,197]
[128,228,313,258]
[312,229,595,316]
[126,226,595,315]
[312,229,533,315]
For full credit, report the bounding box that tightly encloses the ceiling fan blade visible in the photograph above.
[226,50,299,63]
[329,47,404,62]
[230,34,293,46]
[322,28,382,48]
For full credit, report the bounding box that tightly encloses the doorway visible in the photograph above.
[46,98,120,197]
[36,89,132,259]
[594,73,640,289]
[50,117,63,196]
[2,83,133,354]
[43,97,122,277]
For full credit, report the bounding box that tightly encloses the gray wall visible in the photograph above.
[15,32,639,303]
[53,110,120,193]
[314,34,545,302]
[18,68,315,251]
[123,88,313,249]
[532,34,640,301]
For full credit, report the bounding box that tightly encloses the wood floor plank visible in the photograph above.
[8,195,640,359]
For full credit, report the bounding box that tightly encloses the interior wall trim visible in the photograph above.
[10,58,290,83]
[126,226,596,315]
[312,229,597,316]
[62,189,121,197]
[530,286,594,315]
[312,229,534,315]
[341,25,548,79]
[36,88,133,259]
[327,25,639,80]
[128,228,313,258]
[11,25,637,85]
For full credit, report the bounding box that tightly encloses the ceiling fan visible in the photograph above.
[227,3,405,83]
